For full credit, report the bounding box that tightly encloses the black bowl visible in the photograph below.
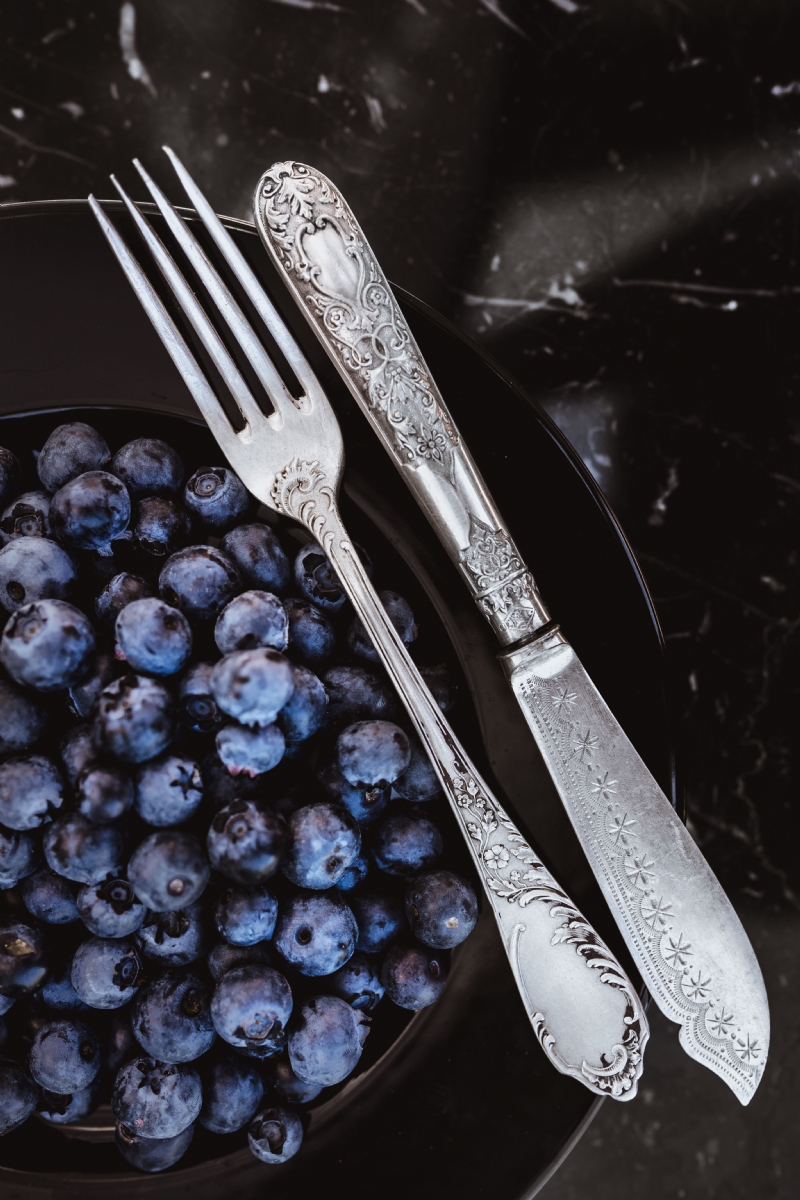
[0,200,678,1199]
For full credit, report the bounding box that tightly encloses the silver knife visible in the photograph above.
[253,161,770,1105]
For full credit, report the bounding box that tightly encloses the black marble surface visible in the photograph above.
[1,2,799,1196]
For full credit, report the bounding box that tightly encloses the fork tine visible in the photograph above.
[130,157,298,417]
[162,145,328,409]
[107,173,267,435]
[88,194,244,451]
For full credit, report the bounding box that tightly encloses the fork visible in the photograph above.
[87,151,648,1100]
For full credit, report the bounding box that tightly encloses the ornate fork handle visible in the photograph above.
[272,461,647,1100]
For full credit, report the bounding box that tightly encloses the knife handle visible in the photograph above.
[292,499,647,1101]
[254,161,550,647]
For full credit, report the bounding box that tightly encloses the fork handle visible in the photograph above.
[315,500,647,1099]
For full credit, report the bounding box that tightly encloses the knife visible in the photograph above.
[253,161,769,1105]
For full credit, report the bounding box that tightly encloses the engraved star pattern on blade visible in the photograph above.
[500,628,770,1105]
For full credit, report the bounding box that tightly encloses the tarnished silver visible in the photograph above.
[87,153,650,1101]
[252,160,770,1105]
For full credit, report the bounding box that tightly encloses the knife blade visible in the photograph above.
[253,161,770,1104]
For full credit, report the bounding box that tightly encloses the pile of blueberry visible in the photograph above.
[0,421,478,1174]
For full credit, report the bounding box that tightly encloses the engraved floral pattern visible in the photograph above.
[259,161,453,477]
[270,457,336,550]
[256,160,549,647]
[453,766,646,1098]
[461,516,524,593]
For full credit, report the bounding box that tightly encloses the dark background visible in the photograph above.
[1,2,798,1196]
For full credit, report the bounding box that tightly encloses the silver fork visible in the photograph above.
[88,153,648,1101]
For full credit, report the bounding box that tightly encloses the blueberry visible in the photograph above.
[215,589,288,656]
[177,663,223,733]
[112,1057,202,1139]
[128,831,210,912]
[321,665,398,727]
[248,1104,304,1164]
[316,761,389,826]
[1,599,95,692]
[206,940,271,983]
[43,812,124,884]
[21,869,79,925]
[137,902,209,967]
[68,651,115,719]
[216,721,286,778]
[134,753,203,827]
[348,590,417,662]
[405,870,479,949]
[288,994,369,1086]
[77,874,146,938]
[0,755,64,831]
[420,663,458,714]
[0,490,52,545]
[132,969,216,1064]
[0,447,21,509]
[159,545,241,622]
[336,721,411,788]
[393,736,441,802]
[29,1017,100,1092]
[0,537,76,614]
[293,542,347,613]
[115,1120,194,1172]
[93,674,174,764]
[0,922,49,997]
[50,471,131,555]
[39,963,89,1011]
[0,679,47,757]
[37,423,110,492]
[207,799,287,884]
[104,1010,138,1075]
[132,496,193,558]
[111,437,185,497]
[220,522,290,593]
[60,724,97,788]
[215,884,278,946]
[70,937,143,1009]
[372,813,442,876]
[210,647,294,728]
[38,1080,102,1125]
[199,1052,263,1133]
[329,951,385,1012]
[0,1062,38,1134]
[381,944,447,1009]
[200,750,264,810]
[95,572,153,627]
[283,597,336,666]
[349,893,405,954]
[282,802,360,890]
[269,1056,322,1104]
[274,893,357,977]
[75,763,133,825]
[183,466,250,532]
[278,664,327,744]
[115,597,192,677]
[0,827,41,889]
[210,963,292,1052]
[333,854,369,893]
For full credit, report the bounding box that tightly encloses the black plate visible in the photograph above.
[0,201,678,1200]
